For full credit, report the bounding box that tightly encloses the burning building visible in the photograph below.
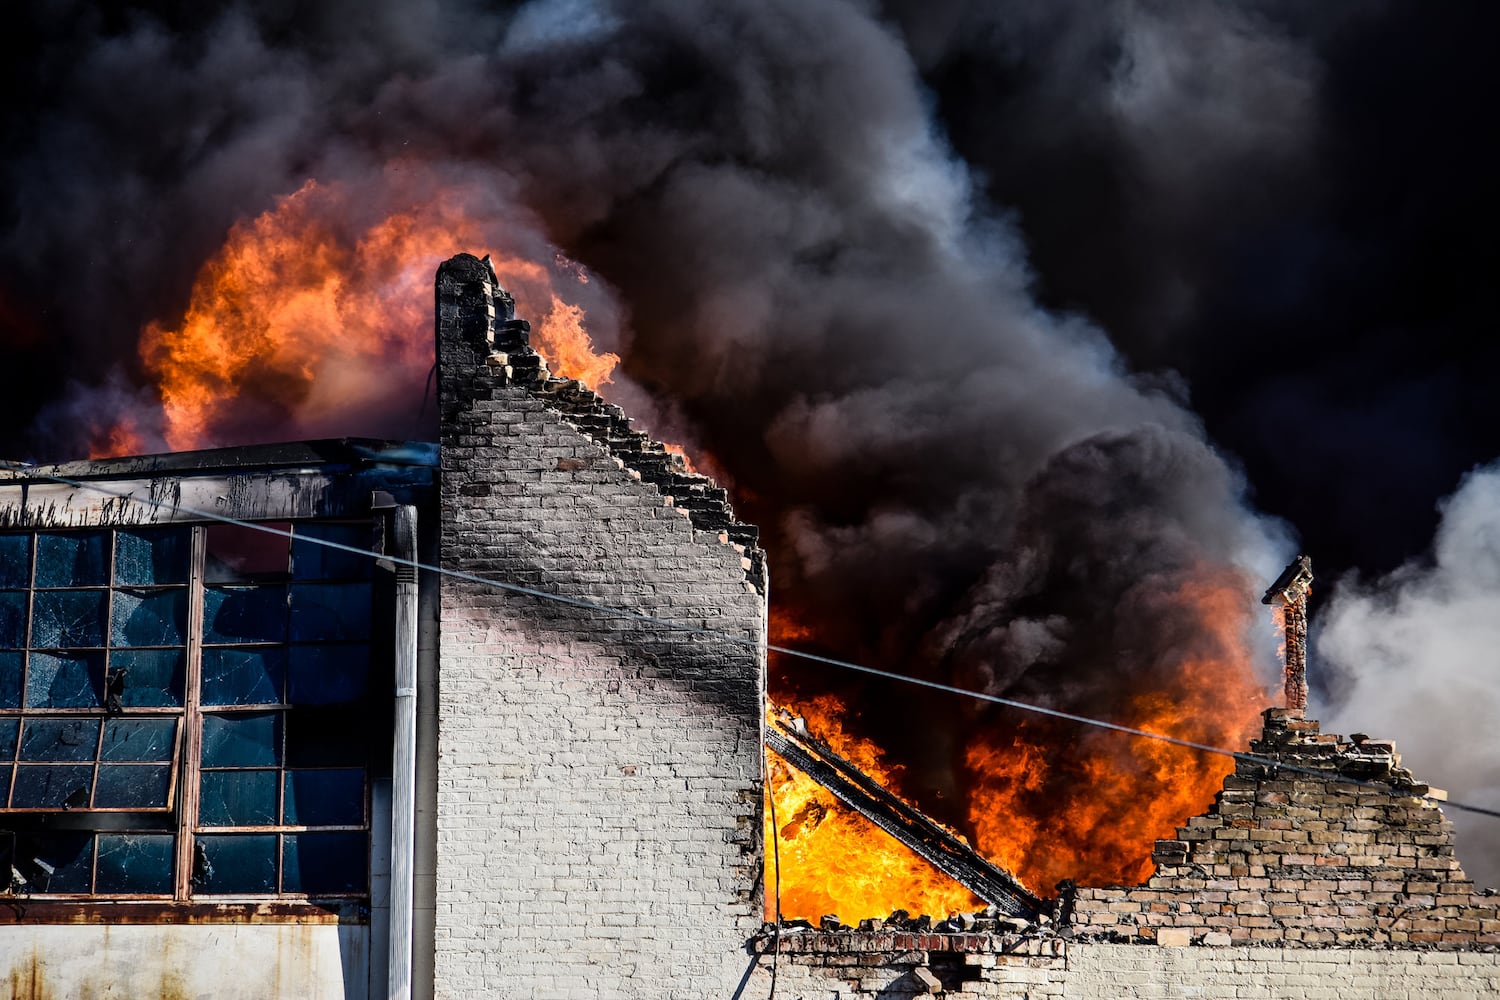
[0,255,1497,999]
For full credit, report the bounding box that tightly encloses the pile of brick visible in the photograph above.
[1068,708,1500,948]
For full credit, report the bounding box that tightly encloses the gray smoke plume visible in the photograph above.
[1318,464,1500,889]
[20,0,1498,877]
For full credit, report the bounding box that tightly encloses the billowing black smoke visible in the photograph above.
[3,1,1495,882]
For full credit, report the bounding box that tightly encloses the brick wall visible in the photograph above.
[766,933,1500,998]
[431,254,767,998]
[1069,708,1500,948]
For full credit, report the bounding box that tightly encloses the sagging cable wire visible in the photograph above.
[4,462,1500,821]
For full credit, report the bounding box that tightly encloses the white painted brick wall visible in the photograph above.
[434,384,766,998]
[764,942,1500,998]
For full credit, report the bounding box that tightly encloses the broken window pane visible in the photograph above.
[205,524,290,583]
[199,770,278,826]
[100,719,176,761]
[109,649,185,707]
[287,644,368,705]
[196,834,276,893]
[292,523,374,581]
[109,589,187,647]
[284,769,364,826]
[25,651,104,708]
[288,583,371,642]
[0,651,20,708]
[94,764,173,809]
[15,831,92,892]
[35,532,108,588]
[282,832,365,894]
[285,706,365,767]
[0,591,26,648]
[20,718,101,760]
[201,647,286,706]
[12,764,93,808]
[203,586,288,645]
[30,590,107,648]
[0,535,31,588]
[201,711,281,767]
[94,833,173,894]
[114,528,190,586]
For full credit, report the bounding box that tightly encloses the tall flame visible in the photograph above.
[96,171,618,457]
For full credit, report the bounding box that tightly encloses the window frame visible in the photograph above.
[0,521,377,903]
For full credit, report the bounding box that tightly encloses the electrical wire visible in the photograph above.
[3,461,1499,821]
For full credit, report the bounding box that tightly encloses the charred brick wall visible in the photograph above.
[431,254,767,999]
[1068,708,1500,948]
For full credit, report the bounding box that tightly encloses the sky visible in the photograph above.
[2,1,1497,884]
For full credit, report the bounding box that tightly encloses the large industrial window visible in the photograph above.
[0,522,378,901]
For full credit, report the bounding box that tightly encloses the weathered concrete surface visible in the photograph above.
[0,924,368,999]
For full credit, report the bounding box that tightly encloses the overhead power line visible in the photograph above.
[2,461,1498,821]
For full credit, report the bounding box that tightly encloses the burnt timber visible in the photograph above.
[766,711,1041,919]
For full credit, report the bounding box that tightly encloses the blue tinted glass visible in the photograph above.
[204,524,290,583]
[0,718,16,758]
[201,712,280,767]
[289,583,371,642]
[30,590,107,648]
[282,832,365,894]
[196,834,277,894]
[95,834,174,894]
[94,764,173,809]
[35,532,108,588]
[20,718,101,761]
[114,529,190,585]
[0,591,26,648]
[0,535,31,588]
[287,645,368,705]
[199,770,278,826]
[11,764,93,808]
[292,523,374,581]
[101,719,176,762]
[17,831,92,892]
[284,769,364,826]
[25,651,104,708]
[285,706,365,767]
[203,586,287,644]
[0,651,20,708]
[109,649,185,707]
[109,589,187,647]
[0,768,9,809]
[202,647,286,706]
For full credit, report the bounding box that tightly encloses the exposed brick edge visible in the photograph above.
[764,931,1065,957]
[438,252,765,593]
[1066,708,1500,950]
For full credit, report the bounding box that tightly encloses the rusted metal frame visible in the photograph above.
[0,899,367,925]
[173,526,207,900]
[766,716,1042,918]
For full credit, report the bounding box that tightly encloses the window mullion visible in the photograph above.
[174,525,207,901]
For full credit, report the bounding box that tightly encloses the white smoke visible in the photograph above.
[1318,461,1500,888]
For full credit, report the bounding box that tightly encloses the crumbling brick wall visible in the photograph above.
[432,254,767,998]
[1068,708,1500,948]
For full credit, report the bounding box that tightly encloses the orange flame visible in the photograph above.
[767,694,981,922]
[769,569,1269,918]
[99,171,619,456]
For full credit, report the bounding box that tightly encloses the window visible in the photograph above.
[0,522,378,901]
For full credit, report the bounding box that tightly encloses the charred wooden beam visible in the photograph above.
[766,712,1041,918]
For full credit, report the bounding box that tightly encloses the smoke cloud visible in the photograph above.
[2,0,1493,880]
[1319,464,1500,888]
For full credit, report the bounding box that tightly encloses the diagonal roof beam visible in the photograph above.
[766,710,1042,919]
